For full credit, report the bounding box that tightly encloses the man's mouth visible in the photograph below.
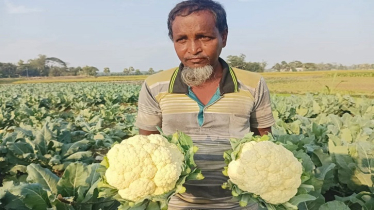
[186,57,207,63]
[189,58,204,62]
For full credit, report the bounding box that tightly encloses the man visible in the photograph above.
[135,0,275,209]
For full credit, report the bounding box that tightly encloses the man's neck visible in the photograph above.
[209,60,223,82]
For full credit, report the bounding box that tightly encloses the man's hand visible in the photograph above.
[139,129,160,135]
[250,127,272,136]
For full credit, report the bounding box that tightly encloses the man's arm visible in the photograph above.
[135,82,162,134]
[250,77,275,135]
[251,127,271,136]
[139,129,160,135]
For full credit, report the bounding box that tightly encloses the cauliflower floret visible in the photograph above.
[105,134,184,202]
[118,178,156,201]
[227,141,302,204]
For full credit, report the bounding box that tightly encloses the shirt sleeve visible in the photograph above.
[250,77,275,128]
[135,82,162,131]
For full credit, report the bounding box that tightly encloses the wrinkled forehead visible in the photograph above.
[171,10,218,33]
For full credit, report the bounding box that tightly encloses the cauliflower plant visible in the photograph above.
[222,133,317,209]
[228,141,302,204]
[98,132,204,210]
[105,134,184,201]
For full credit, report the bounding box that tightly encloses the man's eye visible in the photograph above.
[176,38,186,43]
[200,36,212,41]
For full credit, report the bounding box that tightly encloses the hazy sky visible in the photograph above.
[1,0,373,72]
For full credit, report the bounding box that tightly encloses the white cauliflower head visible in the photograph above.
[105,134,184,202]
[227,141,302,204]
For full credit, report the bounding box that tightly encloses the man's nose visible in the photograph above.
[188,40,202,55]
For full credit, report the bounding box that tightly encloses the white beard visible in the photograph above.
[181,65,214,87]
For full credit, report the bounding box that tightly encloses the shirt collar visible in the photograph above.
[168,57,238,95]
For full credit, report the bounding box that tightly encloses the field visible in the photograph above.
[0,71,373,209]
[2,70,373,97]
[262,70,374,96]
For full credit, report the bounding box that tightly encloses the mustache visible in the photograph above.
[185,56,210,60]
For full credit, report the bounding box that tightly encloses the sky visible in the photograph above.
[0,0,373,72]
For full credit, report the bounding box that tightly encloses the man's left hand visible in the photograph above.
[251,127,272,136]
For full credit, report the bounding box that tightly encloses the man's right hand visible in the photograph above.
[139,129,160,135]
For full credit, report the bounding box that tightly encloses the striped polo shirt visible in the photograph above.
[135,58,275,210]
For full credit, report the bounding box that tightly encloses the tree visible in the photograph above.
[123,67,135,75]
[147,68,155,75]
[315,63,333,71]
[82,66,91,76]
[246,62,264,72]
[303,63,317,71]
[338,64,346,70]
[75,67,83,75]
[82,66,99,76]
[271,63,282,72]
[227,54,248,69]
[280,61,290,72]
[16,59,28,77]
[289,61,303,68]
[49,66,63,76]
[226,54,266,72]
[123,68,130,75]
[260,61,267,70]
[27,54,67,76]
[287,61,303,71]
[104,67,110,75]
[0,63,17,78]
[65,67,80,76]
[91,66,99,76]
[129,66,135,75]
[359,63,371,70]
[134,69,142,75]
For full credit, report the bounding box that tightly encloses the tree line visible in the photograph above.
[0,54,266,78]
[0,54,159,78]
[0,55,100,78]
[227,54,374,72]
[271,61,374,72]
[0,54,373,78]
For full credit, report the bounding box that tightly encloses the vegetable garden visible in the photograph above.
[0,82,373,209]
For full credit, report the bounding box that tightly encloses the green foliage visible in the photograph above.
[319,200,350,210]
[0,163,119,210]
[104,68,110,75]
[82,66,99,76]
[270,96,374,209]
[1,82,373,209]
[134,69,142,75]
[123,67,136,75]
[271,61,374,71]
[0,55,90,78]
[147,68,155,75]
[0,83,139,181]
[226,54,266,72]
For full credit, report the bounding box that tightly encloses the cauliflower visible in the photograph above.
[222,133,317,209]
[105,134,184,201]
[227,141,302,204]
[98,132,204,210]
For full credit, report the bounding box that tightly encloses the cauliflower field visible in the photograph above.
[0,83,373,209]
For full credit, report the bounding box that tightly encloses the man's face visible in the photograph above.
[171,10,227,68]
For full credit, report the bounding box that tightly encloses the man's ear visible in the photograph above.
[221,29,228,48]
